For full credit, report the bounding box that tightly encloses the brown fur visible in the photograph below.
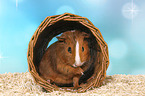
[39,30,92,89]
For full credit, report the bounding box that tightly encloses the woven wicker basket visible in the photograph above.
[27,13,109,92]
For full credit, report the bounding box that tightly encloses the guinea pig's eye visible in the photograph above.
[82,47,84,52]
[68,47,72,53]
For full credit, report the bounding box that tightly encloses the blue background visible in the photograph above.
[0,0,145,75]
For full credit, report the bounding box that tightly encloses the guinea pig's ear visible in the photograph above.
[56,36,65,42]
[82,32,90,38]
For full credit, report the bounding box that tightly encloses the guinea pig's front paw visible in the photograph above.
[47,79,54,84]
[73,77,80,89]
[75,67,84,75]
[73,83,80,89]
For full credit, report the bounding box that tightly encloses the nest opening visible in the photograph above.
[33,20,96,72]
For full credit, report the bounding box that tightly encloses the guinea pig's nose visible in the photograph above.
[72,64,77,67]
[76,62,85,67]
[76,64,82,67]
[72,62,85,67]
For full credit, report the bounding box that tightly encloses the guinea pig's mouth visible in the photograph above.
[72,62,85,67]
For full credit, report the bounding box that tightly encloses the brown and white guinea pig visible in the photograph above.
[39,30,96,89]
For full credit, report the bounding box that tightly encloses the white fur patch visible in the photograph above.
[75,41,81,66]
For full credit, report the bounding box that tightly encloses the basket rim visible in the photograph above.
[27,13,109,92]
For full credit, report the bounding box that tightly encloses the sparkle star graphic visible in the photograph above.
[122,0,139,24]
[0,55,3,59]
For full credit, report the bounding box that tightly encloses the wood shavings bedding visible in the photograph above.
[0,72,145,96]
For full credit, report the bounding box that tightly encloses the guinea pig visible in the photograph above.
[39,30,95,89]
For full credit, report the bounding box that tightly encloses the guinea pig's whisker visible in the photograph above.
[81,61,85,65]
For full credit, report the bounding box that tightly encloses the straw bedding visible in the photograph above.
[0,72,145,96]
